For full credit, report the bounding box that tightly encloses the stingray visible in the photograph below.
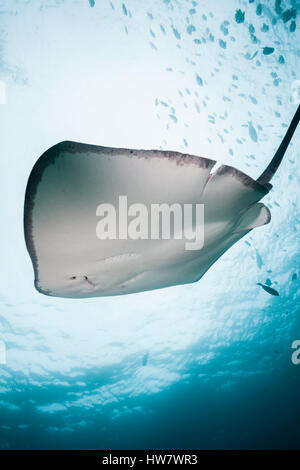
[24,105,300,298]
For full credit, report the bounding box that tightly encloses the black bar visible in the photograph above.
[0,449,299,465]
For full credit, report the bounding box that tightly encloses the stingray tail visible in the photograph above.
[257,104,300,185]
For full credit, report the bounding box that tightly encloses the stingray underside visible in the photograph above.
[24,141,271,298]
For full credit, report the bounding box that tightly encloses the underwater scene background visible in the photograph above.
[0,0,299,449]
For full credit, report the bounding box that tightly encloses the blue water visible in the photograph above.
[0,0,299,450]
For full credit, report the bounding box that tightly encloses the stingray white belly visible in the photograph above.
[23,105,299,298]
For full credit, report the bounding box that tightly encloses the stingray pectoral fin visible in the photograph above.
[233,203,271,233]
[202,165,269,224]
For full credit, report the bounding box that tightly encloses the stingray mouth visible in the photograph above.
[69,275,96,287]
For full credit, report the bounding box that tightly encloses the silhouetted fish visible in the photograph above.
[255,249,263,268]
[257,283,279,296]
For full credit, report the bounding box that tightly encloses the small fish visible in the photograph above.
[292,272,297,281]
[196,75,203,86]
[281,8,296,23]
[122,3,128,16]
[263,47,275,55]
[249,50,258,60]
[235,9,245,24]
[248,121,258,142]
[257,283,279,296]
[171,25,181,40]
[256,4,262,16]
[265,278,272,286]
[255,249,263,268]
